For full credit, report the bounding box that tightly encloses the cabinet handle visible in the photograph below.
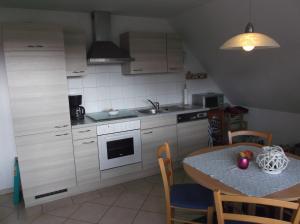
[54,125,69,128]
[72,71,85,74]
[27,45,45,48]
[82,141,95,144]
[79,130,91,133]
[55,133,69,137]
[133,69,143,72]
[143,131,153,135]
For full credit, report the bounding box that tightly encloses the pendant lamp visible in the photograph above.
[220,0,280,51]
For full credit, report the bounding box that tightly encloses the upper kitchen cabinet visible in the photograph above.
[3,24,64,51]
[120,32,167,74]
[3,25,71,136]
[64,30,87,77]
[166,33,184,72]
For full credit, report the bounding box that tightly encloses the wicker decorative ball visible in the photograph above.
[256,146,289,174]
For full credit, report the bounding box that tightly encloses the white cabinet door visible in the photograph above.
[16,130,76,201]
[3,24,64,51]
[166,33,184,73]
[73,137,100,186]
[121,32,167,74]
[141,125,177,170]
[64,30,87,77]
[177,119,209,159]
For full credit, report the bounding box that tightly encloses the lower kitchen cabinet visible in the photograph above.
[177,119,209,159]
[73,137,100,186]
[15,130,77,206]
[141,125,178,170]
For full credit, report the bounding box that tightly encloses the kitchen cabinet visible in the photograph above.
[15,130,76,206]
[166,33,184,72]
[73,137,100,187]
[177,119,209,159]
[3,24,64,51]
[64,30,87,77]
[141,125,178,170]
[3,24,75,207]
[120,32,167,74]
[3,33,70,137]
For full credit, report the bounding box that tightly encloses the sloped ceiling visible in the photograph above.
[170,0,300,113]
[0,0,209,18]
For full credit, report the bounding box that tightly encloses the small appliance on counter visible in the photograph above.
[192,92,224,109]
[68,95,85,120]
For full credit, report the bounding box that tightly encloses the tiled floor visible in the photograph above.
[0,169,195,224]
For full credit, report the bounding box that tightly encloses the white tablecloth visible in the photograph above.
[184,145,300,197]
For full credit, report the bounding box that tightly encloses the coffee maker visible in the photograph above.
[68,95,85,120]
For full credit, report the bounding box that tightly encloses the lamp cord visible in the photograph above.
[249,0,252,23]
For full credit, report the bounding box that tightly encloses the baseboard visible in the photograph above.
[0,187,13,195]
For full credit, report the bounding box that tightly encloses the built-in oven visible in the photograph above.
[97,120,141,170]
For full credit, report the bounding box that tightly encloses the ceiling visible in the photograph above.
[0,0,210,18]
[170,0,300,113]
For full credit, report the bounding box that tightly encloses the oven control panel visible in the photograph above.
[97,120,141,135]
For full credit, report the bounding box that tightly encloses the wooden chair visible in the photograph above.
[228,130,272,146]
[214,190,300,224]
[157,143,214,224]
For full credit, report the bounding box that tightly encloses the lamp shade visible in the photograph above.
[220,32,280,50]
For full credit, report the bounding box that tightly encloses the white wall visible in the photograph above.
[0,7,221,191]
[68,67,186,113]
[246,107,300,145]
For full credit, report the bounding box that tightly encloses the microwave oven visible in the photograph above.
[192,93,224,109]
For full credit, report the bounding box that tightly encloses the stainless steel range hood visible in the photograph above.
[87,11,132,64]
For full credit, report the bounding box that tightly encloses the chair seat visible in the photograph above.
[170,184,213,210]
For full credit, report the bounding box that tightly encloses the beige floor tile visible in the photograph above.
[99,185,125,196]
[0,194,14,208]
[149,185,165,197]
[31,214,66,224]
[70,203,108,223]
[64,219,91,224]
[0,207,15,221]
[141,196,166,213]
[0,210,42,224]
[89,194,119,206]
[99,206,138,224]
[72,191,100,204]
[122,179,154,195]
[45,204,79,218]
[114,192,147,210]
[133,211,166,224]
[43,197,73,212]
[143,174,162,185]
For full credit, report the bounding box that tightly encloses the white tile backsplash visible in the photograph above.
[67,65,185,113]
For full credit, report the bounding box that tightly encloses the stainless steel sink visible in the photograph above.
[138,108,162,114]
[138,105,185,115]
[160,105,185,112]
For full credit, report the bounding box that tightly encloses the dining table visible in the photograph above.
[183,143,300,202]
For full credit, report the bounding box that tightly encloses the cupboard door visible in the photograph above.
[73,137,100,185]
[15,131,76,199]
[64,31,87,77]
[4,51,70,136]
[177,119,209,159]
[121,32,167,74]
[166,33,184,72]
[3,24,64,51]
[141,125,177,170]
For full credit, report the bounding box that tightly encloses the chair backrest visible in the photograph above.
[157,142,174,186]
[228,130,272,146]
[214,190,300,224]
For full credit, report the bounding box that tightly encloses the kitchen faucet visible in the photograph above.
[147,99,160,112]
